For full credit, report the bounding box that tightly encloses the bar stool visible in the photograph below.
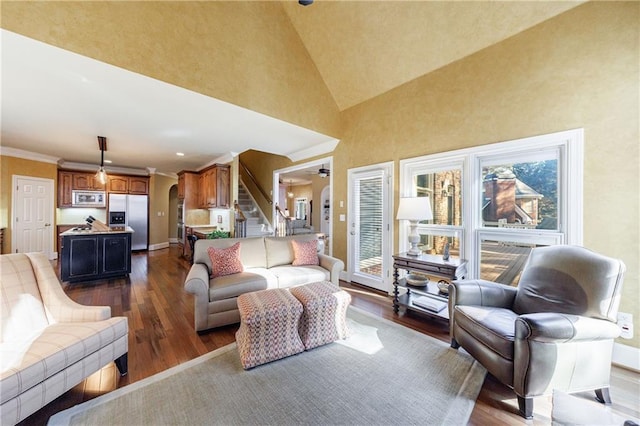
[187,235,198,264]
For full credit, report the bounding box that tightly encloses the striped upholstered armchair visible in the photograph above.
[0,252,128,425]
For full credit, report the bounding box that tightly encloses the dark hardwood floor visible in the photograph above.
[19,245,639,425]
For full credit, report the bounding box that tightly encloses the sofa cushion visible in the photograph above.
[194,237,267,274]
[269,265,329,288]
[208,269,276,301]
[291,240,319,266]
[0,317,128,404]
[0,254,50,343]
[207,243,243,278]
[453,305,517,361]
[265,235,318,268]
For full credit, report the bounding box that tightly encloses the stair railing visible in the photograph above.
[275,204,292,237]
[233,201,247,238]
[238,178,273,235]
[239,160,272,206]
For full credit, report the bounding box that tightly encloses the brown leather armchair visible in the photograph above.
[449,245,625,419]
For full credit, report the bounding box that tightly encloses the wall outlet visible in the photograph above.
[617,312,633,339]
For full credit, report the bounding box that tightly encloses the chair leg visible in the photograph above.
[595,388,612,405]
[115,353,128,376]
[450,338,460,349]
[517,396,534,419]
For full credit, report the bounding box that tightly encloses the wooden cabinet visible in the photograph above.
[108,175,149,195]
[128,176,149,194]
[108,176,129,193]
[61,232,132,283]
[198,165,230,209]
[178,173,186,200]
[178,171,199,209]
[72,172,105,190]
[58,170,150,209]
[58,171,74,207]
[217,166,230,209]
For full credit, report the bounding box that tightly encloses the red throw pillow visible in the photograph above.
[291,239,319,266]
[207,242,244,278]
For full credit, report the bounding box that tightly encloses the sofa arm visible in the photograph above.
[26,252,111,322]
[185,263,210,297]
[515,312,621,343]
[450,279,517,308]
[318,253,344,286]
[184,263,211,331]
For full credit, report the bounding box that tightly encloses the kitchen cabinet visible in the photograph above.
[58,171,74,207]
[108,175,149,195]
[178,171,199,208]
[57,224,79,253]
[198,164,230,209]
[58,171,150,209]
[129,177,149,195]
[60,230,132,283]
[108,176,129,193]
[72,172,105,190]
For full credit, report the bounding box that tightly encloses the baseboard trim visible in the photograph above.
[168,238,179,244]
[612,342,640,372]
[149,242,170,251]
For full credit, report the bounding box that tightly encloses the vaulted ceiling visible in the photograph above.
[283,1,581,110]
[0,1,582,175]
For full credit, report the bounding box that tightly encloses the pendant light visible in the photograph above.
[287,180,294,199]
[96,136,108,185]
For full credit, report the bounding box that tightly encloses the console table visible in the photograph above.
[392,252,468,321]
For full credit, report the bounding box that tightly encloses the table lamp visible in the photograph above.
[396,197,433,256]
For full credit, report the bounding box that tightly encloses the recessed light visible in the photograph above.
[104,160,112,164]
[176,152,185,156]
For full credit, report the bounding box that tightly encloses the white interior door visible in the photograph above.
[347,162,393,293]
[12,175,55,258]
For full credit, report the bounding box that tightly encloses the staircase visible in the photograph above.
[236,181,273,237]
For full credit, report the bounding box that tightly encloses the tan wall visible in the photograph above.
[331,2,639,347]
[1,1,341,139]
[148,174,178,247]
[0,155,58,254]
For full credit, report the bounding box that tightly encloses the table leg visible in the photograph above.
[393,267,400,314]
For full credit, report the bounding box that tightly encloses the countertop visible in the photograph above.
[186,224,218,230]
[60,226,135,236]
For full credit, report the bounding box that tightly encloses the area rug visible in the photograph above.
[49,307,486,425]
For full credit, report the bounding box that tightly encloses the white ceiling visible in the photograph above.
[0,30,338,176]
[0,2,582,176]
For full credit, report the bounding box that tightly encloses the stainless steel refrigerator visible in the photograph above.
[108,194,149,250]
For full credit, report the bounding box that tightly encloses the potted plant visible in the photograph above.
[207,230,230,239]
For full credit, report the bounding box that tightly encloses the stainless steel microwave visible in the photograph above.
[72,190,106,207]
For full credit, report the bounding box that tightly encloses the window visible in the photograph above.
[399,129,583,281]
[480,149,559,230]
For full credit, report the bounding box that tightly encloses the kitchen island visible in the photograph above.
[60,226,134,283]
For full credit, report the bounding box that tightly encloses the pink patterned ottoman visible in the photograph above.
[290,281,351,350]
[236,288,304,369]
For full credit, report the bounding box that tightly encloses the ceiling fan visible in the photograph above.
[317,164,330,178]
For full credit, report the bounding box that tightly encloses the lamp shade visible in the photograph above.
[396,197,433,221]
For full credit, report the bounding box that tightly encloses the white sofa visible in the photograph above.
[184,234,344,332]
[0,252,128,425]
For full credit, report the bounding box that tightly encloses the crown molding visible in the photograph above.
[59,161,149,176]
[0,146,61,164]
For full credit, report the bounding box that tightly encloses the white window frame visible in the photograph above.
[399,128,583,279]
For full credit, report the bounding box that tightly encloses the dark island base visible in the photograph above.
[61,232,132,283]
